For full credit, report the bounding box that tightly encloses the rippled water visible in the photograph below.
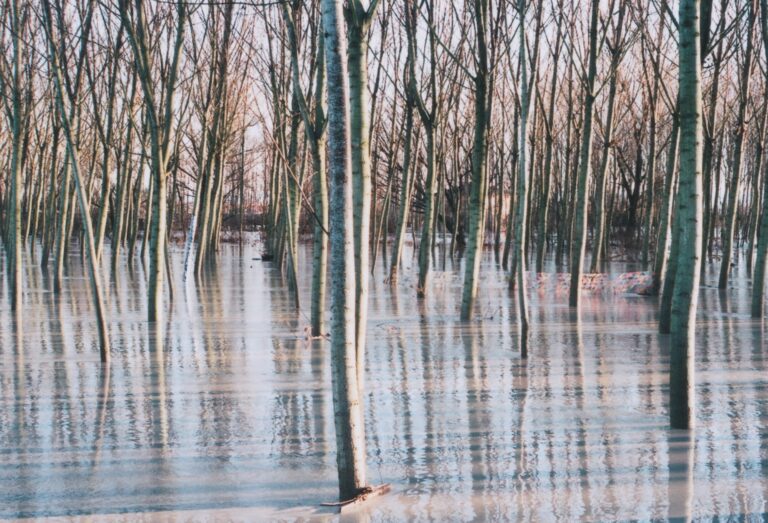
[2,240,767,521]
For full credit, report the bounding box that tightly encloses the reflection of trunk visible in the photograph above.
[666,433,695,519]
[460,0,490,320]
[718,0,756,289]
[323,0,368,500]
[669,0,703,430]
[569,0,599,307]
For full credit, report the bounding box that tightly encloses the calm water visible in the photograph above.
[2,240,768,521]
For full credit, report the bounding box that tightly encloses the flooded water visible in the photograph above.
[2,240,768,521]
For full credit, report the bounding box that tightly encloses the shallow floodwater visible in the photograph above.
[2,239,768,521]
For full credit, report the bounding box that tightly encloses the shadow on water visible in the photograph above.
[3,243,768,520]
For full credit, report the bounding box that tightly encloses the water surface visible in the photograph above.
[1,241,767,521]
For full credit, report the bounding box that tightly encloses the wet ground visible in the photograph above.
[1,240,767,521]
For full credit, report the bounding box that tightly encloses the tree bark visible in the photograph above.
[323,0,368,500]
[669,0,703,430]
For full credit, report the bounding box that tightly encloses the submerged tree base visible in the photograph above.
[320,484,391,513]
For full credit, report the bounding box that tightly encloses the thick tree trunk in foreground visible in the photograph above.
[323,0,368,501]
[669,0,703,430]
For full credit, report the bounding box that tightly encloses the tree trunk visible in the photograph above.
[669,0,703,430]
[569,0,599,307]
[750,0,768,317]
[718,0,756,289]
[322,0,368,501]
[460,0,490,320]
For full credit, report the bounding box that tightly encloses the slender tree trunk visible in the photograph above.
[9,0,24,312]
[43,0,110,361]
[750,0,768,317]
[569,0,599,307]
[654,111,680,294]
[590,3,625,273]
[347,2,378,386]
[718,0,756,289]
[535,9,563,273]
[389,97,414,283]
[460,0,490,320]
[514,0,530,357]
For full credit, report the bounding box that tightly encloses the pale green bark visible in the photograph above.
[669,0,703,430]
[590,4,625,272]
[9,0,24,312]
[346,0,379,386]
[323,0,368,500]
[569,0,599,307]
[415,0,439,298]
[283,4,328,335]
[460,0,490,321]
[535,9,563,273]
[750,0,768,317]
[718,0,755,289]
[43,0,110,361]
[654,111,679,295]
[514,0,530,357]
[120,0,186,322]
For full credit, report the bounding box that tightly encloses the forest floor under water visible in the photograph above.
[1,237,768,522]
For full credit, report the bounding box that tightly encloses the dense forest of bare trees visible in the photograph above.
[2,0,767,500]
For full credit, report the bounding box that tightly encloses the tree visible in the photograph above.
[513,0,532,357]
[669,0,704,430]
[718,0,757,289]
[569,0,600,307]
[42,0,110,361]
[283,0,329,336]
[750,0,768,317]
[7,0,25,313]
[323,0,368,500]
[460,0,492,320]
[345,0,380,384]
[119,0,187,322]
